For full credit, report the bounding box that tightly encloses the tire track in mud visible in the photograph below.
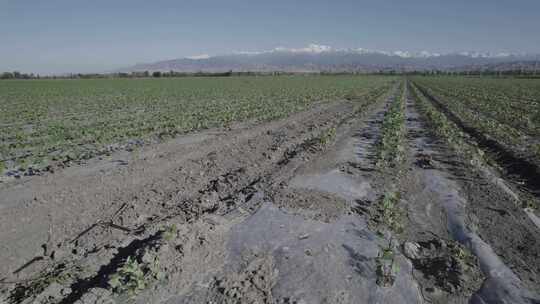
[403,81,540,303]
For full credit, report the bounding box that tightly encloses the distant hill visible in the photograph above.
[118,44,540,73]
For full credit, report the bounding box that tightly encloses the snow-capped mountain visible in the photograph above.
[119,44,538,73]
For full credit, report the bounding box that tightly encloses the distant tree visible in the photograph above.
[1,72,14,79]
[152,71,161,78]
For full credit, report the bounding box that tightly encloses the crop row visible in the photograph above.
[377,82,406,169]
[412,76,540,165]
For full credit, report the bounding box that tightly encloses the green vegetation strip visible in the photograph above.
[376,191,404,233]
[410,82,486,167]
[377,82,406,168]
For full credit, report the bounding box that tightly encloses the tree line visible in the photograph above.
[1,71,38,79]
[0,70,298,80]
[1,69,539,80]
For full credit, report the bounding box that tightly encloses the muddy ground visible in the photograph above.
[0,81,539,304]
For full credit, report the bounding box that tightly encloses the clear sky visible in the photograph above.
[1,0,539,74]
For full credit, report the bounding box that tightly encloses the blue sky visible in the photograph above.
[1,0,539,74]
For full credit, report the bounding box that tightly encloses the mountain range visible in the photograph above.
[119,44,540,73]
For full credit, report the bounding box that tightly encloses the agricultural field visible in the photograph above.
[413,77,540,157]
[0,76,392,175]
[412,76,540,196]
[1,76,539,304]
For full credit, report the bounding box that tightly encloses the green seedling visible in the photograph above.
[376,246,400,287]
[109,257,147,296]
[319,127,336,146]
[163,224,178,241]
[380,191,404,233]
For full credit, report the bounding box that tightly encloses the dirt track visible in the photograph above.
[1,81,539,304]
